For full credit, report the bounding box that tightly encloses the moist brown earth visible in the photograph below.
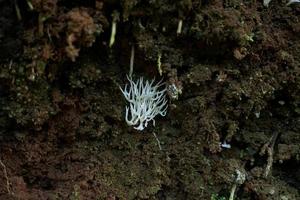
[0,0,299,199]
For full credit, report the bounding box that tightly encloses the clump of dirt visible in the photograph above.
[63,8,97,61]
[0,0,300,199]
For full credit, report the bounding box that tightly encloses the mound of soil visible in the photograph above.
[0,0,299,199]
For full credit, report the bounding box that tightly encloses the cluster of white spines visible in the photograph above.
[264,0,300,6]
[287,0,300,5]
[120,76,168,131]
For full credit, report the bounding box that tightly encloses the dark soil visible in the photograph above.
[0,0,299,199]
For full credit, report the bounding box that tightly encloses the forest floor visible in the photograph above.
[0,0,299,199]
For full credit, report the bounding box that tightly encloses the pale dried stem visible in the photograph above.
[260,131,279,178]
[153,132,162,151]
[129,45,134,78]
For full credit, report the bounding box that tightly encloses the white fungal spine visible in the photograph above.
[287,0,300,5]
[120,76,168,131]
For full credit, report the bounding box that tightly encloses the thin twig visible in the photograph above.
[229,169,246,200]
[109,11,119,48]
[157,52,162,76]
[260,131,279,178]
[177,19,183,35]
[153,132,162,151]
[129,45,134,78]
[14,0,22,21]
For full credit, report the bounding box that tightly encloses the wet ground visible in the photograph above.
[0,0,299,199]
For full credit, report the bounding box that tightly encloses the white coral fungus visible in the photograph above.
[263,0,272,7]
[120,76,168,131]
[264,0,300,6]
[287,0,300,5]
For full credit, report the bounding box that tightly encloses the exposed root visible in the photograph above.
[229,169,246,200]
[153,132,162,151]
[26,0,34,10]
[14,0,22,21]
[177,19,183,35]
[129,45,135,78]
[260,131,280,178]
[157,52,162,76]
[109,10,119,48]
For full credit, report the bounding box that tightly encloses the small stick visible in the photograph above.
[14,0,22,21]
[129,45,134,78]
[177,19,183,35]
[157,52,162,76]
[260,131,279,178]
[229,170,246,200]
[109,11,119,48]
[26,0,34,10]
[153,132,162,151]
